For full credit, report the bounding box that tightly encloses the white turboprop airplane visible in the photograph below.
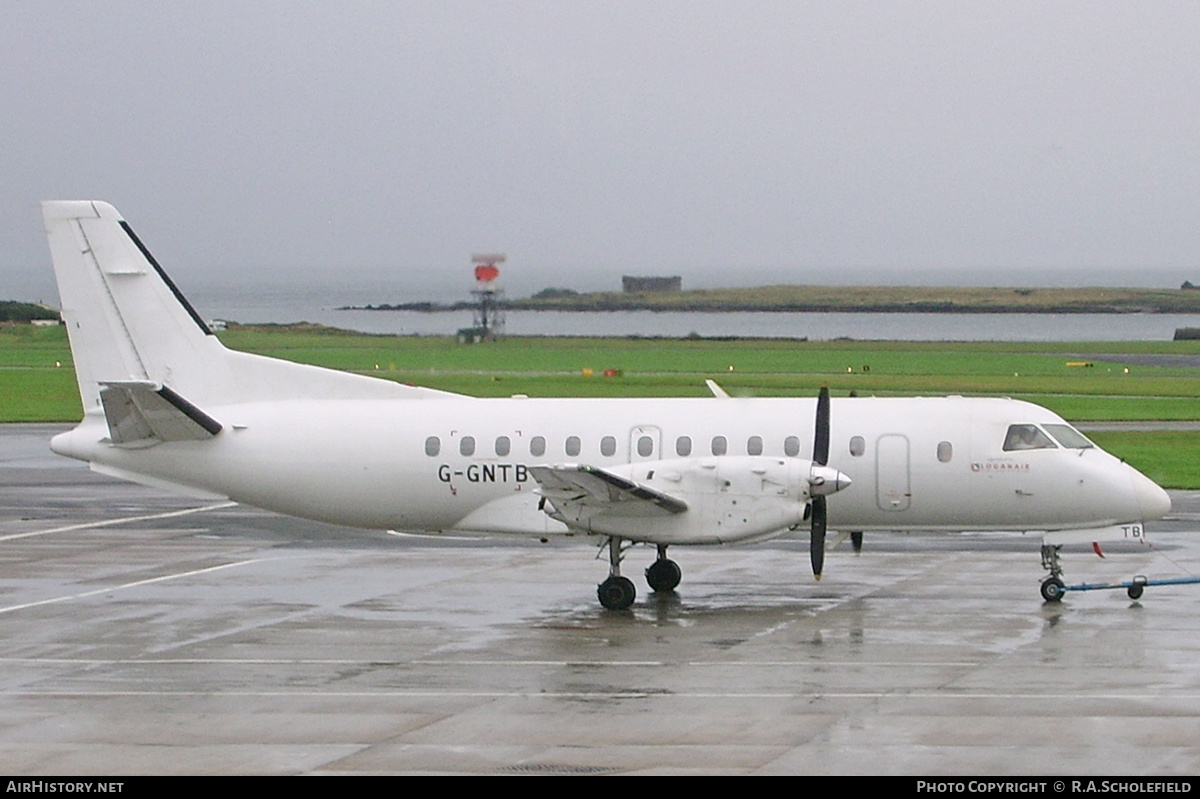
[42,201,1172,609]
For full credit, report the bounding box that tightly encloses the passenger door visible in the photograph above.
[875,434,911,511]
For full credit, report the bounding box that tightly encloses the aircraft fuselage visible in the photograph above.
[52,394,1167,546]
[40,200,1173,606]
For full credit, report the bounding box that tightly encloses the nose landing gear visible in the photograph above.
[1040,576,1067,602]
[1039,543,1200,601]
[1040,544,1066,603]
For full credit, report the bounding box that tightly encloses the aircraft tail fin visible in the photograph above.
[43,201,227,414]
[43,201,454,419]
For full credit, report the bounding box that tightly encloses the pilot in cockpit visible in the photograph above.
[1003,424,1057,451]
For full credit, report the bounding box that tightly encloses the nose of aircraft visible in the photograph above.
[1129,466,1171,521]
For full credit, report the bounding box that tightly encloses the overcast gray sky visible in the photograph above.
[5,1,1200,303]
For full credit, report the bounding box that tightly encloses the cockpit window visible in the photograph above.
[1043,424,1094,449]
[1003,424,1057,451]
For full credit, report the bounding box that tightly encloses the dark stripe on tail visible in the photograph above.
[118,220,213,336]
[157,385,224,435]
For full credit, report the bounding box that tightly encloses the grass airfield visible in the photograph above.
[3,322,1199,487]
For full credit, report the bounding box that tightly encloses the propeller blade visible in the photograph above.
[810,385,832,579]
[814,385,830,466]
[810,495,826,579]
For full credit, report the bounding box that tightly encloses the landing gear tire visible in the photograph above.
[1040,577,1066,603]
[645,559,682,593]
[598,576,636,610]
[1128,584,1145,600]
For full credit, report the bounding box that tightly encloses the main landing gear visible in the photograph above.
[645,544,682,592]
[597,540,683,610]
[597,537,636,610]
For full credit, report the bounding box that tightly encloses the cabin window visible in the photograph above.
[495,436,511,456]
[637,436,654,457]
[600,435,617,456]
[747,435,763,456]
[784,436,800,457]
[937,441,953,462]
[459,436,475,456]
[1044,424,1094,449]
[424,436,440,456]
[1003,424,1057,451]
[530,436,546,457]
[849,436,866,457]
[565,436,581,456]
[711,435,728,456]
[676,436,692,456]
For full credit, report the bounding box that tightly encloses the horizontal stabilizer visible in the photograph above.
[530,464,688,522]
[99,381,222,444]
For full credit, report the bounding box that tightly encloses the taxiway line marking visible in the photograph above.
[0,559,260,615]
[4,689,1199,701]
[0,658,981,668]
[0,501,237,542]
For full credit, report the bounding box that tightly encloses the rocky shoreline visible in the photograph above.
[341,284,1200,315]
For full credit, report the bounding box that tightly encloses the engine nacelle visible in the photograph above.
[547,456,852,545]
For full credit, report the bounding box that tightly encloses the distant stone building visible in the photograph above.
[622,276,682,293]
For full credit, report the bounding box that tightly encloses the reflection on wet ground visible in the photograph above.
[2,425,1200,775]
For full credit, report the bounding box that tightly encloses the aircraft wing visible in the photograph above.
[529,464,688,522]
[99,381,223,445]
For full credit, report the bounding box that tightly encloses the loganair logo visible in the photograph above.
[971,460,1031,472]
